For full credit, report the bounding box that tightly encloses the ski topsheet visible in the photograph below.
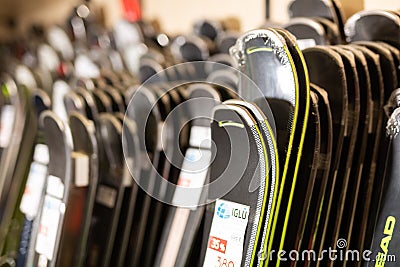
[56,112,98,267]
[229,28,309,267]
[155,83,220,267]
[201,103,272,267]
[33,111,73,267]
[303,47,348,261]
[366,88,400,267]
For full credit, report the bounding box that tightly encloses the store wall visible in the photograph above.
[142,0,400,34]
[0,0,121,40]
[141,0,266,34]
[0,0,398,39]
[364,0,400,10]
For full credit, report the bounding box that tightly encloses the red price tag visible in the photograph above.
[39,225,48,236]
[208,236,227,254]
[178,177,191,187]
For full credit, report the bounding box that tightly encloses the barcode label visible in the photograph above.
[0,105,15,147]
[96,185,117,208]
[189,126,212,148]
[35,195,62,260]
[33,144,49,165]
[122,163,133,187]
[297,39,317,50]
[172,148,211,209]
[73,152,90,187]
[203,200,250,267]
[46,175,64,199]
[20,162,47,219]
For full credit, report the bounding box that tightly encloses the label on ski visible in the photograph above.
[375,216,396,267]
[96,185,117,208]
[203,200,250,267]
[72,152,90,187]
[20,162,48,220]
[172,148,212,208]
[46,175,65,199]
[157,122,164,150]
[297,39,316,50]
[33,144,49,165]
[122,158,134,187]
[35,195,63,260]
[189,126,212,148]
[0,105,15,147]
[160,208,191,266]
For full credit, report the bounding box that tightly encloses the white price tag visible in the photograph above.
[157,122,164,151]
[20,162,48,220]
[203,200,250,267]
[0,105,15,148]
[33,144,49,165]
[52,80,70,122]
[35,195,62,260]
[297,39,317,50]
[96,185,117,208]
[122,164,133,187]
[172,148,211,208]
[189,126,212,148]
[46,175,64,199]
[73,152,90,187]
[160,208,191,267]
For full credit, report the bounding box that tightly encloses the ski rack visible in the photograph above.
[228,28,310,267]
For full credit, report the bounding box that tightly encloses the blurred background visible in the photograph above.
[0,0,398,40]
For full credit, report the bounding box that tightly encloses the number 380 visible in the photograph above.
[215,256,234,267]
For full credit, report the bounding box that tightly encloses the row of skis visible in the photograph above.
[0,0,400,266]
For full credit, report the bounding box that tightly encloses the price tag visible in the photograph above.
[122,165,133,187]
[73,152,90,187]
[52,80,70,122]
[189,126,211,148]
[96,185,117,208]
[35,195,63,260]
[0,105,15,148]
[157,122,164,151]
[20,162,47,220]
[297,39,316,50]
[33,144,49,165]
[46,175,64,199]
[172,148,211,208]
[159,208,191,267]
[122,158,135,187]
[203,200,250,267]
